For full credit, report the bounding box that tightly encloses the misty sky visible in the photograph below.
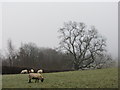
[1,2,118,58]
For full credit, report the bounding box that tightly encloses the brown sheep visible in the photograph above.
[28,73,44,83]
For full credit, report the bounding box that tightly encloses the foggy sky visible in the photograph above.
[2,2,118,58]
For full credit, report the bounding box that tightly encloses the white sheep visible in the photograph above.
[30,69,34,73]
[37,69,43,74]
[21,70,28,74]
[28,73,44,83]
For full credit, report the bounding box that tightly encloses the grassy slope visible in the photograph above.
[2,68,118,88]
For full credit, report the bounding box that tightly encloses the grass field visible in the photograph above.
[2,68,118,88]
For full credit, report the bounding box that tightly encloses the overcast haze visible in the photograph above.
[2,2,118,58]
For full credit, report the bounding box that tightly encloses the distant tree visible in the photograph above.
[0,52,3,66]
[58,21,107,70]
[90,53,113,69]
[7,39,17,67]
[18,43,39,68]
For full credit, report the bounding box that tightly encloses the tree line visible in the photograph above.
[1,40,74,73]
[0,21,117,74]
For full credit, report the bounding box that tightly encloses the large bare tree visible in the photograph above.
[58,21,107,70]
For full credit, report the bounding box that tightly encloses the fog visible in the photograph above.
[1,2,118,58]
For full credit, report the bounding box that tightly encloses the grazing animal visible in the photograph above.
[30,69,34,73]
[21,70,28,74]
[37,69,43,74]
[28,73,44,83]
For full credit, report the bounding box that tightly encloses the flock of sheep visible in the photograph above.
[20,69,44,83]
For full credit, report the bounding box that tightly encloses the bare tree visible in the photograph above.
[58,21,107,70]
[7,39,16,67]
[18,42,39,67]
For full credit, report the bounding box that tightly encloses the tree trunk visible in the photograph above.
[74,61,79,70]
